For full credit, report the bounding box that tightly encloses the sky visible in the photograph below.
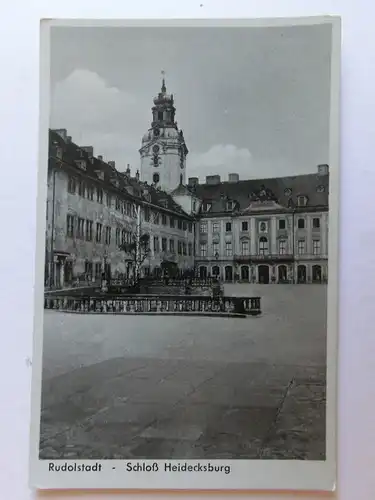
[50,23,332,182]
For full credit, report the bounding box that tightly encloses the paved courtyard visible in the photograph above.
[39,284,327,460]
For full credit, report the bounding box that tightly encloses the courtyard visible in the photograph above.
[39,284,327,460]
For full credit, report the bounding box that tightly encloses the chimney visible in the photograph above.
[67,136,72,143]
[108,161,116,168]
[97,155,103,161]
[228,173,239,183]
[206,175,221,185]
[188,177,199,186]
[136,170,140,181]
[53,129,67,141]
[126,164,131,175]
[81,146,94,157]
[317,164,329,175]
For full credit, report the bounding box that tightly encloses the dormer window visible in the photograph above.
[56,147,63,159]
[203,202,212,212]
[226,201,234,211]
[75,160,86,171]
[95,170,104,181]
[284,188,292,196]
[297,195,308,207]
[317,185,325,193]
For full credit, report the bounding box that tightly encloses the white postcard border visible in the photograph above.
[29,15,340,491]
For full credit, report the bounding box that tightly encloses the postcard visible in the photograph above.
[30,16,340,491]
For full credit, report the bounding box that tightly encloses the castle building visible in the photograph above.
[45,77,329,287]
[45,128,195,289]
[191,167,329,284]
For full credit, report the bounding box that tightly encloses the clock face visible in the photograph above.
[153,144,160,154]
[154,127,160,137]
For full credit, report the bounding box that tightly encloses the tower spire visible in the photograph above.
[161,70,166,93]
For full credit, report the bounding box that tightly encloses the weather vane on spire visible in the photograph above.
[161,70,166,93]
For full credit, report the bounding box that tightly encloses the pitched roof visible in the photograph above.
[193,173,329,215]
[49,129,193,219]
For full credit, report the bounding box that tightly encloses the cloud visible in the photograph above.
[50,69,144,170]
[188,144,253,182]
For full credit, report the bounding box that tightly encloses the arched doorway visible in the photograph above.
[312,265,322,283]
[225,265,233,282]
[199,266,208,279]
[278,265,288,283]
[212,265,220,278]
[240,265,250,281]
[297,265,307,283]
[258,265,270,284]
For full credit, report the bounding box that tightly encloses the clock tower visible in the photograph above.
[140,75,188,192]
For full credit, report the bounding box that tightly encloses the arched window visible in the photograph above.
[180,173,183,185]
[259,236,268,255]
[153,173,160,184]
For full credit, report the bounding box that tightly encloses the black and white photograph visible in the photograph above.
[30,17,340,490]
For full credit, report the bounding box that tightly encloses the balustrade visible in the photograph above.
[44,294,261,316]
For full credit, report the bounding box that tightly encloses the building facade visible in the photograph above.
[193,168,329,284]
[45,129,195,288]
[45,78,329,287]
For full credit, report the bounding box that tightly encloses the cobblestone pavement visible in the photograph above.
[39,284,327,460]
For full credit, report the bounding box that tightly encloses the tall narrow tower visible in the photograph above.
[139,74,188,192]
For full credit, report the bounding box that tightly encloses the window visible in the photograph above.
[178,241,182,255]
[106,193,112,207]
[95,262,102,277]
[200,243,207,257]
[96,222,102,243]
[115,198,121,211]
[153,173,160,184]
[183,242,187,255]
[259,221,267,232]
[225,242,232,257]
[317,185,325,193]
[278,239,286,255]
[241,239,250,255]
[161,237,167,252]
[67,214,74,238]
[313,240,321,255]
[259,236,268,255]
[76,218,85,239]
[153,212,160,225]
[313,217,320,229]
[162,213,167,225]
[297,195,307,207]
[188,222,193,232]
[157,111,163,121]
[144,207,150,222]
[105,226,111,245]
[278,219,286,230]
[115,228,120,246]
[153,236,159,253]
[212,242,219,256]
[85,261,92,275]
[78,180,85,197]
[85,220,93,241]
[226,201,233,211]
[169,239,175,253]
[203,202,212,212]
[297,218,305,229]
[225,222,232,232]
[200,222,208,233]
[212,221,220,233]
[121,229,126,245]
[68,176,76,194]
[182,221,187,231]
[169,217,175,228]
[297,240,305,254]
[96,188,103,204]
[241,221,248,231]
[178,219,183,230]
[126,202,132,216]
[180,174,183,184]
[87,185,94,201]
[192,201,196,212]
[188,243,192,256]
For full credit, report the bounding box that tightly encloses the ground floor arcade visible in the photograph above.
[195,261,328,284]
